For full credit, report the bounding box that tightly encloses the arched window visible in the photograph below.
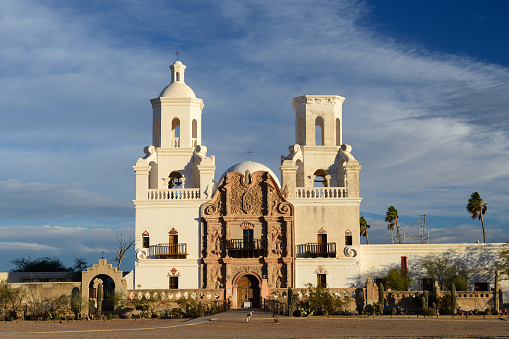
[168,171,183,189]
[336,118,341,146]
[142,231,150,248]
[313,169,328,187]
[345,229,353,246]
[192,119,197,147]
[315,116,324,146]
[176,72,180,82]
[171,118,180,147]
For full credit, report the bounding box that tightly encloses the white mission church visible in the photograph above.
[130,59,508,308]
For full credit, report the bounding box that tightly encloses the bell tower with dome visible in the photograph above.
[132,59,216,290]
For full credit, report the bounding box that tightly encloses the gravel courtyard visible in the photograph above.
[1,309,508,338]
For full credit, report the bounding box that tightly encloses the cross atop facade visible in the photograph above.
[101,251,105,259]
[175,49,181,61]
[246,147,253,161]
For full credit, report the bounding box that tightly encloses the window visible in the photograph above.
[315,116,324,146]
[171,118,180,147]
[345,235,352,246]
[169,276,179,289]
[317,274,326,288]
[243,229,254,248]
[192,119,197,138]
[345,229,352,245]
[142,231,150,248]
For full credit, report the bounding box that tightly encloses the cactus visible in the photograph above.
[451,283,457,316]
[97,283,103,316]
[424,290,429,309]
[378,283,384,314]
[495,270,500,314]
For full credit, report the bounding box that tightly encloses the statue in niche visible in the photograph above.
[211,267,222,289]
[212,231,222,256]
[273,265,283,288]
[272,225,283,255]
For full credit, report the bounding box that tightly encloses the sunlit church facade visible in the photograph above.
[131,60,507,308]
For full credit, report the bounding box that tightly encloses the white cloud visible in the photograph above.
[0,225,134,272]
[0,242,60,251]
[0,180,132,219]
[0,0,507,248]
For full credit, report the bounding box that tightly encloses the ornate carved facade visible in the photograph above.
[201,170,294,291]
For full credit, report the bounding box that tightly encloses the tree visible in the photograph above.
[385,267,412,291]
[0,280,25,320]
[360,216,370,244]
[385,206,401,244]
[112,234,135,270]
[466,192,488,243]
[10,256,70,272]
[71,257,89,282]
[499,242,509,279]
[420,254,468,291]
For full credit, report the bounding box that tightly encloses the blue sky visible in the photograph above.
[1,0,508,272]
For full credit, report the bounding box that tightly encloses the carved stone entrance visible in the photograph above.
[236,274,260,308]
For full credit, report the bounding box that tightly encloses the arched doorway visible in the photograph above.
[236,274,260,308]
[89,274,115,314]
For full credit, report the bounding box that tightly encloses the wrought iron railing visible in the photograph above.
[227,239,265,258]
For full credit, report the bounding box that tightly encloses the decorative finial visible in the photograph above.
[175,49,181,61]
[246,147,253,161]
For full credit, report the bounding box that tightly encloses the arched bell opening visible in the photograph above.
[168,171,183,189]
[313,169,329,187]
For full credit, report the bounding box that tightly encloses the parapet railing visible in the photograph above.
[147,188,201,200]
[294,187,348,199]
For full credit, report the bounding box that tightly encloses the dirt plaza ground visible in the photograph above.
[1,309,508,339]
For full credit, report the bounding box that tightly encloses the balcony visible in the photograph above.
[227,239,266,258]
[294,187,347,199]
[149,243,187,259]
[304,242,336,258]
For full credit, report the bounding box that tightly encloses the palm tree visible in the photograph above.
[360,216,370,244]
[466,192,488,243]
[385,206,401,244]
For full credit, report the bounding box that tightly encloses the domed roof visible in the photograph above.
[220,161,281,187]
[159,82,196,98]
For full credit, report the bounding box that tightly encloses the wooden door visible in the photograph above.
[317,234,327,254]
[237,276,250,308]
[169,235,178,254]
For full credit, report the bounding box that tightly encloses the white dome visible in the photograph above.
[159,82,196,98]
[220,161,281,187]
